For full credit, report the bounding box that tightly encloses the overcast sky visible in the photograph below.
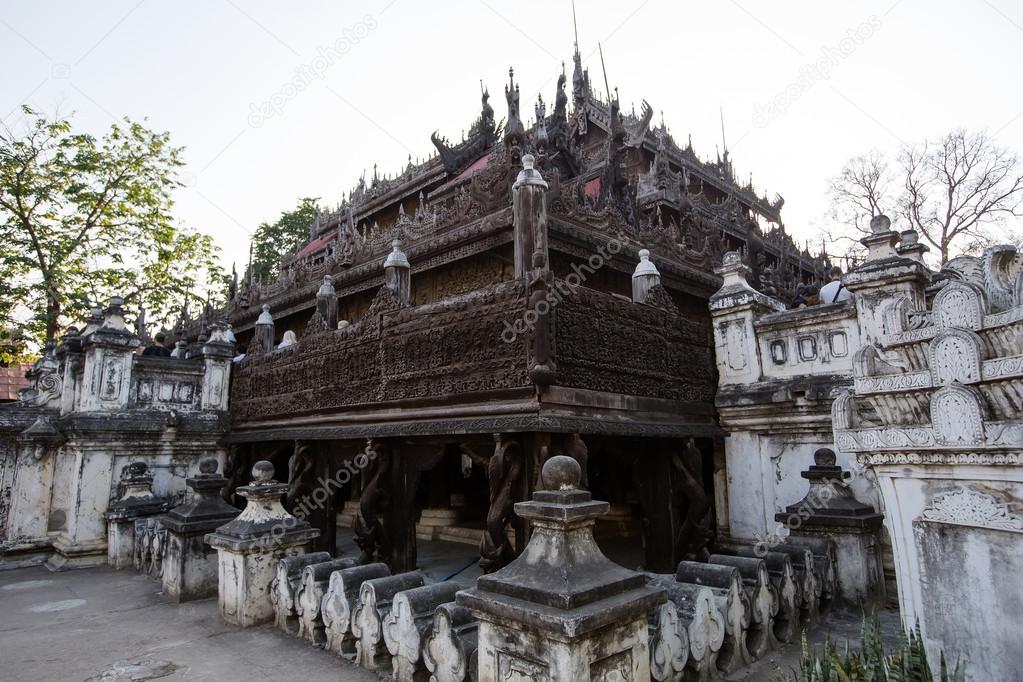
[3,0,1022,274]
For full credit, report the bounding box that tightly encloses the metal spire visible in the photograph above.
[572,0,580,51]
[719,106,728,155]
[598,42,611,102]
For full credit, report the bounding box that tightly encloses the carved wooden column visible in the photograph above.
[512,153,548,278]
[383,240,410,306]
[287,441,337,555]
[480,434,524,573]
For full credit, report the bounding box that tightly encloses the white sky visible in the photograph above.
[3,0,1022,274]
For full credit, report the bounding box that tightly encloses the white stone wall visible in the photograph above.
[0,304,233,568]
[834,233,1023,680]
[709,254,875,542]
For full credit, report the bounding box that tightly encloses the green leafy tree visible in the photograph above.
[0,106,222,343]
[250,197,321,282]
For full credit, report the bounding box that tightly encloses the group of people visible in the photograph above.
[791,266,852,309]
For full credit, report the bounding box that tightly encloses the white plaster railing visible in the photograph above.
[753,302,859,382]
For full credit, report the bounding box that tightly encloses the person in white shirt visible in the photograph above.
[277,330,298,349]
[819,266,852,304]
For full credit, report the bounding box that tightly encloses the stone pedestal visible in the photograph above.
[161,458,239,602]
[776,448,885,606]
[104,462,171,569]
[206,461,319,627]
[458,456,665,682]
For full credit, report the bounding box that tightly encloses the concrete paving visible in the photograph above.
[0,565,381,681]
[0,528,901,682]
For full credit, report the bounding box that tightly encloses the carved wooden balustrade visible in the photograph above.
[230,278,716,426]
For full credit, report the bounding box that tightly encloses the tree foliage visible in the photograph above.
[827,129,1023,266]
[0,106,222,343]
[249,197,321,283]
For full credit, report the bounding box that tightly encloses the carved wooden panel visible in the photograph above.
[231,281,531,422]
[553,285,714,402]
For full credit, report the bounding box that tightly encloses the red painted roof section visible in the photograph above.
[584,177,601,199]
[0,364,30,402]
[454,154,489,181]
[297,229,336,258]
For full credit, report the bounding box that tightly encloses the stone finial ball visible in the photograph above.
[198,458,219,475]
[869,214,891,234]
[252,460,275,483]
[542,455,581,491]
[814,448,837,467]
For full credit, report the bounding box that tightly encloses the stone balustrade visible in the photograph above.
[352,572,426,670]
[422,603,478,682]
[295,557,357,644]
[321,563,391,657]
[271,552,331,635]
[382,582,461,681]
[247,485,836,682]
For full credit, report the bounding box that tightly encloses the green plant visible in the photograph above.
[773,617,966,682]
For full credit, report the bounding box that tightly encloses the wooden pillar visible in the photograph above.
[387,445,419,572]
[635,447,678,573]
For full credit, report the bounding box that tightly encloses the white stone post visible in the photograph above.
[4,417,62,560]
[206,461,319,627]
[632,249,661,303]
[316,275,339,329]
[844,216,929,345]
[252,305,275,356]
[708,252,785,541]
[161,458,239,602]
[79,296,139,412]
[199,322,234,411]
[458,456,665,681]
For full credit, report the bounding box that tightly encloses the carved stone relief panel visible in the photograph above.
[930,384,986,446]
[929,329,983,386]
[932,281,986,331]
[921,487,1023,532]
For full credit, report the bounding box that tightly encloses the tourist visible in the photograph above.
[792,285,819,308]
[277,330,297,349]
[233,345,247,363]
[141,331,172,357]
[819,266,852,304]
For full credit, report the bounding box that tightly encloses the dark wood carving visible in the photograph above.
[286,441,337,554]
[672,438,712,562]
[479,434,523,573]
[230,281,531,423]
[553,284,715,402]
[354,438,391,564]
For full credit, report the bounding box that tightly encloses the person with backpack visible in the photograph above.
[819,266,852,304]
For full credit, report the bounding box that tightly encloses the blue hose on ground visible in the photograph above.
[440,556,480,582]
